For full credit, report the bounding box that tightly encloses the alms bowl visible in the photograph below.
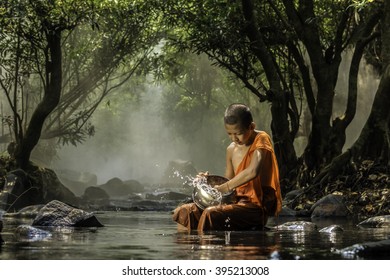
[192,175,236,210]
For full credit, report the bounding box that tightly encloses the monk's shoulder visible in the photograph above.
[226,142,236,152]
[254,131,273,149]
[255,130,271,141]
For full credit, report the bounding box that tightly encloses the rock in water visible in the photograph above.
[336,239,390,259]
[32,200,103,227]
[357,215,390,228]
[319,225,344,233]
[275,221,317,231]
[15,225,52,241]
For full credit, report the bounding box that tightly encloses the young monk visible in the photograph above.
[172,103,282,232]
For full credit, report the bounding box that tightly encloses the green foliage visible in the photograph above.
[158,50,271,152]
[159,0,304,103]
[0,0,385,172]
[0,0,163,153]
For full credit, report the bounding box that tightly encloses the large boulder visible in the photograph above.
[32,200,103,227]
[80,186,110,209]
[310,194,350,218]
[0,167,79,212]
[99,177,144,197]
[82,186,109,202]
[33,168,80,208]
[0,169,38,211]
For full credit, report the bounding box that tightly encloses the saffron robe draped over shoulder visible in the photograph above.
[234,131,282,216]
[172,131,282,231]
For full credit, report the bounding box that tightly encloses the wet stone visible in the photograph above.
[276,221,317,231]
[310,194,349,218]
[319,225,344,233]
[32,200,103,227]
[336,239,390,259]
[357,215,390,228]
[14,224,52,241]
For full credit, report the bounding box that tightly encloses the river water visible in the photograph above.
[1,211,390,260]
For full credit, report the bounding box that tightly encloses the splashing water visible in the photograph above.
[187,175,204,187]
[172,170,185,180]
[191,176,223,208]
[193,177,222,199]
[225,217,231,228]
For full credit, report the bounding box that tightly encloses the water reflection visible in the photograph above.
[322,231,343,244]
[292,231,307,245]
[225,231,231,245]
[174,229,281,260]
[1,211,390,260]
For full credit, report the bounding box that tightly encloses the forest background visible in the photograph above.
[0,0,389,216]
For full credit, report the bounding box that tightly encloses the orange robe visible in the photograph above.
[172,131,282,231]
[233,131,282,215]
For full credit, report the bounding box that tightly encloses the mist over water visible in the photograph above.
[53,84,195,185]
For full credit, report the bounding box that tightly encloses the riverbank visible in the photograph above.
[287,160,389,219]
[1,156,389,219]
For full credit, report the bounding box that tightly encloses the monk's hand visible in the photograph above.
[196,171,209,178]
[215,183,230,194]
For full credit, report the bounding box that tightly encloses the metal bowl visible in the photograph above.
[206,175,229,186]
[192,175,235,210]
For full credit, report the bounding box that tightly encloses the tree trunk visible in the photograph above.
[281,0,376,172]
[316,1,390,182]
[349,1,390,165]
[15,30,62,169]
[353,66,390,164]
[316,62,390,185]
[282,0,342,170]
[328,12,381,165]
[241,0,297,180]
[303,84,337,168]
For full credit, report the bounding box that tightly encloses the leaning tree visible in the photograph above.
[0,0,161,169]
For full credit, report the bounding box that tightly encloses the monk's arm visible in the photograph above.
[217,149,263,193]
[224,144,235,179]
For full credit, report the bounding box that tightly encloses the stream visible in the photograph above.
[1,211,390,260]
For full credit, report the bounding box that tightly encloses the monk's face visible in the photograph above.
[224,122,255,146]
